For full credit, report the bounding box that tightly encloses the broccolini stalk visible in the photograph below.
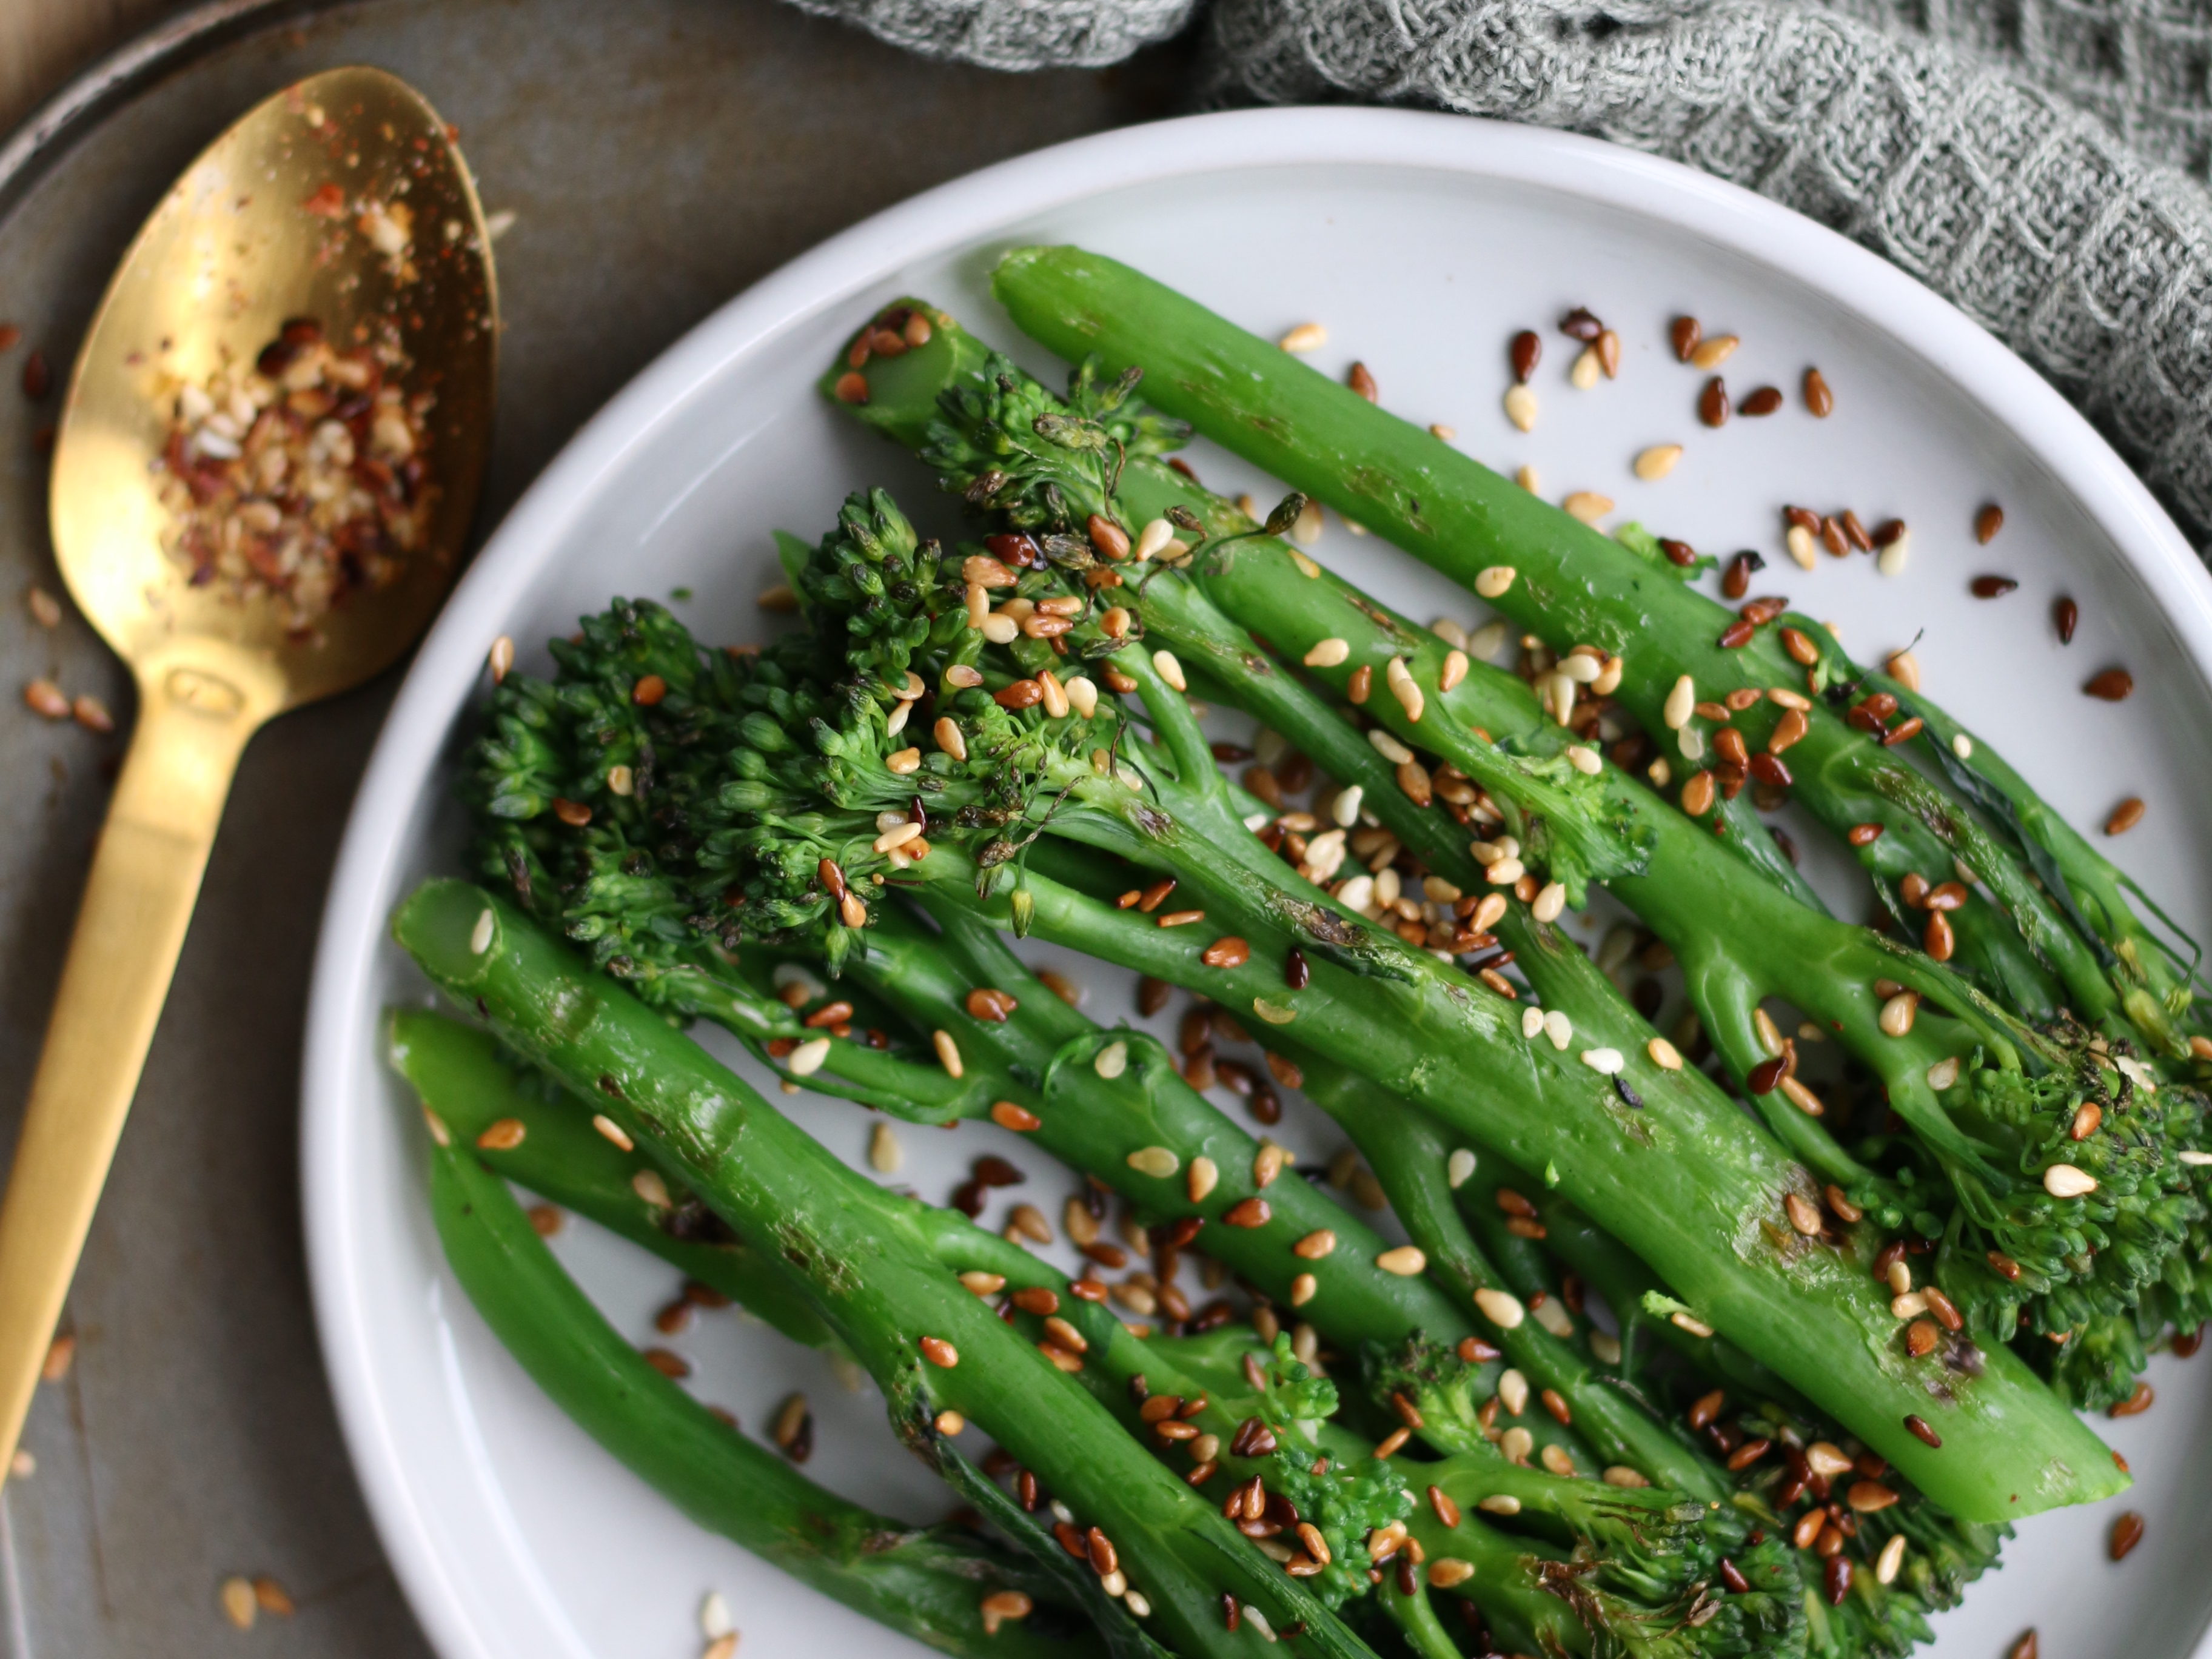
[644,497,2117,1522]
[394,879,1380,1659]
[466,625,1491,1353]
[830,311,2207,1352]
[409,1050,1099,1659]
[389,1007,836,1350]
[986,245,2203,1059]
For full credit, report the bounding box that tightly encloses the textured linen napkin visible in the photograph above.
[789,0,2212,559]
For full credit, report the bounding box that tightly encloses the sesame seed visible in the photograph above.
[1498,1369,1529,1415]
[1376,1245,1427,1276]
[1875,1534,1906,1584]
[1503,384,1538,432]
[592,1114,633,1150]
[1094,1041,1129,1079]
[1926,1057,1961,1090]
[1562,491,1613,523]
[1570,347,1601,389]
[1521,1005,1546,1041]
[1663,675,1695,729]
[788,1036,832,1077]
[1289,1272,1318,1306]
[25,587,61,629]
[959,1271,1005,1295]
[1293,1229,1338,1259]
[1543,1009,1573,1050]
[476,1118,526,1151]
[920,1336,959,1367]
[1386,659,1424,722]
[1647,1037,1683,1070]
[1691,335,1739,369]
[633,1168,671,1208]
[1474,1287,1524,1328]
[221,1577,258,1629]
[1279,323,1327,353]
[1581,1048,1624,1074]
[1603,1465,1649,1487]
[1671,1310,1714,1338]
[2106,797,2146,836]
[1304,637,1350,668]
[1475,566,1517,599]
[930,1030,964,1078]
[1564,744,1601,776]
[1951,732,1974,759]
[1152,650,1187,692]
[1128,1145,1179,1178]
[1476,1493,1522,1515]
[1188,1157,1219,1201]
[1634,444,1684,481]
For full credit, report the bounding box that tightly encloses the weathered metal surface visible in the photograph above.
[0,2,1181,1651]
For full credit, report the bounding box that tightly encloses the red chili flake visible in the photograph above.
[0,324,19,351]
[301,182,347,217]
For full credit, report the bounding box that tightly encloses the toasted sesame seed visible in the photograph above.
[476,1117,526,1151]
[1128,1145,1179,1178]
[2106,797,2146,835]
[1563,491,1613,523]
[1671,1310,1715,1338]
[920,1336,959,1367]
[1376,1245,1427,1276]
[629,1168,670,1208]
[1888,649,1922,691]
[591,1114,632,1151]
[1386,659,1424,721]
[2043,1163,2097,1198]
[1288,1272,1318,1307]
[788,1036,832,1077]
[1477,1493,1522,1516]
[1152,650,1187,692]
[1429,423,1456,440]
[1570,347,1601,390]
[221,1576,258,1629]
[1634,444,1684,481]
[1785,1192,1822,1235]
[1304,637,1350,669]
[1475,565,1517,599]
[1475,1287,1525,1328]
[1926,1057,1960,1090]
[1279,323,1327,353]
[1691,335,1739,369]
[930,1030,964,1078]
[959,1271,1005,1295]
[1879,991,1919,1036]
[1646,1037,1683,1071]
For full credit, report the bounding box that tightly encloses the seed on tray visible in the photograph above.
[1278,323,1327,353]
[1970,575,2017,598]
[2105,797,2145,836]
[1563,492,1612,523]
[1510,330,1541,382]
[1739,386,1783,415]
[1975,503,2005,544]
[2054,595,2079,643]
[1670,316,1701,361]
[1570,347,1601,390]
[1348,362,1378,401]
[1633,444,1683,480]
[1559,307,1603,341]
[1698,378,1729,427]
[1803,367,1834,417]
[1503,384,1538,432]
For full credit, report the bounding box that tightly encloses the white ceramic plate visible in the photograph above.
[303,107,2212,1659]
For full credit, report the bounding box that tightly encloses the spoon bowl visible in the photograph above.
[0,65,495,1469]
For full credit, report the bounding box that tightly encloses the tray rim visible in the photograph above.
[301,102,2212,1659]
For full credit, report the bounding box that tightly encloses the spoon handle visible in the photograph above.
[0,665,263,1466]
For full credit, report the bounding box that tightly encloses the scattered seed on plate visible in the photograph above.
[1698,378,1729,427]
[2084,667,2133,701]
[1348,362,1378,401]
[1570,347,1601,390]
[1690,334,1738,369]
[2054,595,2079,643]
[1279,323,1327,353]
[1670,316,1701,361]
[1975,503,2005,544]
[1970,575,2017,598]
[1510,330,1542,382]
[1559,307,1602,341]
[1739,386,1783,415]
[1563,492,1612,523]
[1634,444,1683,480]
[2105,797,2145,836]
[1803,367,1834,416]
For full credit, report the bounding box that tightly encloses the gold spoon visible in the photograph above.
[0,66,495,1465]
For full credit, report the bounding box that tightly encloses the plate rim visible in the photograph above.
[300,102,2212,1659]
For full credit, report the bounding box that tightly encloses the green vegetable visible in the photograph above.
[406,1030,1095,1659]
[986,244,2205,1061]
[393,879,1377,1659]
[831,306,2210,1360]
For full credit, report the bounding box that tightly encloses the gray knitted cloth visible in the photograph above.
[785,0,2212,555]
